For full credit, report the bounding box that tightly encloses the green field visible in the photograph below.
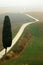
[1,22,43,65]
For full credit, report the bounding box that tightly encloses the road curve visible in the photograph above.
[0,14,39,59]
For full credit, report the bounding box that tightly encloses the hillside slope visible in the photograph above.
[2,22,43,65]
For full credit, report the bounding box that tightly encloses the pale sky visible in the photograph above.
[0,0,43,12]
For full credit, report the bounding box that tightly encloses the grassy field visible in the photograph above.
[1,21,43,65]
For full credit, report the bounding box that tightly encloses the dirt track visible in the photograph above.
[27,12,43,22]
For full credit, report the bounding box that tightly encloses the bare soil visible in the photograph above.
[26,12,43,22]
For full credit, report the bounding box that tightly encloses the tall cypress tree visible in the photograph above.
[2,15,12,55]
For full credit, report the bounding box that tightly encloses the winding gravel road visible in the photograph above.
[0,14,39,59]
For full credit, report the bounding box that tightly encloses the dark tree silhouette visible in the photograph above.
[2,15,12,55]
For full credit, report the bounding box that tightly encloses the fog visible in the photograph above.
[0,0,43,13]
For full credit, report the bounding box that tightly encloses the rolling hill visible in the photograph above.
[1,21,43,65]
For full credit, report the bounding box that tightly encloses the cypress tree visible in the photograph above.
[2,15,12,55]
